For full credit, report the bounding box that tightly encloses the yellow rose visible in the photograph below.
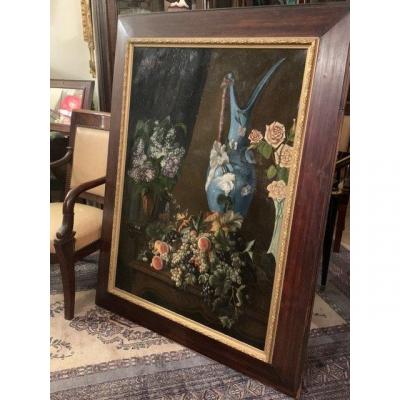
[266,180,287,201]
[265,122,285,148]
[274,144,293,168]
[248,129,263,144]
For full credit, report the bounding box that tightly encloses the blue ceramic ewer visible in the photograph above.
[205,59,285,217]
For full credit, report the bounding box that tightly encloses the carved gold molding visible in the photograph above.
[81,0,96,78]
[264,37,319,361]
[108,37,319,364]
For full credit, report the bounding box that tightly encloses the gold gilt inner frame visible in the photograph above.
[106,37,319,364]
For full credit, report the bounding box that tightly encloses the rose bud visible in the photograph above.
[151,255,164,271]
[198,236,211,252]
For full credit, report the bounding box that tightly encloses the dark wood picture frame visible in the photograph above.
[50,79,95,134]
[96,4,349,398]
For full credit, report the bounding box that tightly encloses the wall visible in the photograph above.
[50,0,98,109]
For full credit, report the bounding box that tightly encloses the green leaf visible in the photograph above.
[135,120,144,133]
[288,119,296,142]
[243,239,255,254]
[141,120,151,136]
[257,142,273,160]
[219,316,232,329]
[266,165,277,179]
[185,273,197,286]
[257,252,276,278]
[223,279,232,296]
[209,275,217,288]
[277,167,289,184]
[174,122,187,136]
[215,269,226,279]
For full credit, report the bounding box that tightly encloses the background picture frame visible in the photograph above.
[50,79,94,134]
[96,4,349,398]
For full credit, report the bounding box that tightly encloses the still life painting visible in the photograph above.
[109,39,316,359]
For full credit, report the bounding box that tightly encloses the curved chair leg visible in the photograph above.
[333,201,348,252]
[54,238,75,320]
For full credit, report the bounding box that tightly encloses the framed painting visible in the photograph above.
[50,79,94,134]
[97,4,349,398]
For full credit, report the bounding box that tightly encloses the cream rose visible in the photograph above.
[265,122,285,148]
[248,129,263,144]
[274,144,294,168]
[266,180,287,201]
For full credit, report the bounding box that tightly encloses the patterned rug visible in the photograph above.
[329,247,350,298]
[50,250,349,399]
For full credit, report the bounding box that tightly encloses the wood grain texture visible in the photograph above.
[96,4,349,398]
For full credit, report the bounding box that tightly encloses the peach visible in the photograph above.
[198,236,211,252]
[158,241,170,255]
[151,255,164,271]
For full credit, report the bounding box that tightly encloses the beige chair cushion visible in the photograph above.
[70,126,109,197]
[50,202,103,253]
[338,115,350,152]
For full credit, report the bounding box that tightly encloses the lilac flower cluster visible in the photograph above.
[160,146,185,178]
[127,138,156,183]
[127,120,186,185]
[161,155,181,178]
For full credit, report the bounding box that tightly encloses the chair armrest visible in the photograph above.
[335,154,350,171]
[55,176,106,242]
[50,147,73,168]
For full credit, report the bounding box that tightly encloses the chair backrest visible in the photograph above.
[338,115,350,153]
[67,109,111,203]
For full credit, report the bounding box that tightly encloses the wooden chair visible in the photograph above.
[50,109,110,319]
[320,153,350,289]
[320,113,350,289]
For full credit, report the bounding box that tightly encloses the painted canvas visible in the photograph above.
[111,41,314,354]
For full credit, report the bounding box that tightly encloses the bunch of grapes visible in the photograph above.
[201,283,214,305]
[164,230,179,244]
[170,267,183,287]
[216,250,231,264]
[197,254,209,273]
[187,263,197,276]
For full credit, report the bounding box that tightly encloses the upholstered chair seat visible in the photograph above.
[50,202,103,253]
